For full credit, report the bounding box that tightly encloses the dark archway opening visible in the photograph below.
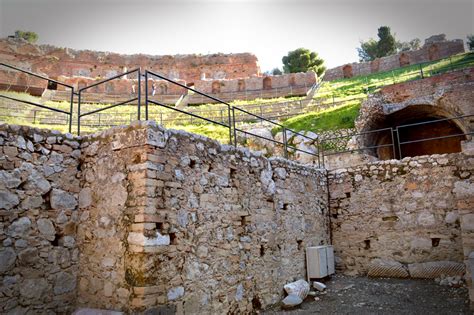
[263,77,272,90]
[342,65,353,78]
[211,81,221,94]
[399,53,410,67]
[363,105,467,160]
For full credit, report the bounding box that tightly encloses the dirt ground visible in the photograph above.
[264,274,472,315]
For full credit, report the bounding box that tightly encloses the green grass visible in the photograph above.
[274,101,361,134]
[316,52,474,102]
[1,52,473,140]
[169,124,231,143]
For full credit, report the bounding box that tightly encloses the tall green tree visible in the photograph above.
[357,26,398,61]
[14,30,38,43]
[467,35,474,51]
[282,48,326,77]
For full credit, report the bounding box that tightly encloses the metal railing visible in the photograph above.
[0,62,74,133]
[320,114,473,164]
[77,68,141,135]
[395,114,473,158]
[232,106,320,166]
[145,70,233,144]
[1,62,473,169]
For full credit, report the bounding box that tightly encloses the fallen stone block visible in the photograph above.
[282,294,303,308]
[367,259,409,278]
[283,279,310,300]
[313,281,327,291]
[408,261,465,279]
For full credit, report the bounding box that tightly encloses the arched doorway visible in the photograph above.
[361,105,467,160]
[212,81,221,94]
[399,53,410,67]
[428,44,439,61]
[342,65,353,78]
[263,77,272,90]
[237,79,245,92]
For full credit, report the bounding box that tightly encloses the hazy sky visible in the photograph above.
[0,0,472,71]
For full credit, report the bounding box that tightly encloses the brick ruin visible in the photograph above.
[324,34,465,81]
[0,119,473,313]
[0,38,317,104]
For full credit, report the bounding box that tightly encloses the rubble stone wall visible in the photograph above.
[77,123,330,313]
[325,38,465,81]
[0,124,81,314]
[0,38,259,82]
[329,152,473,276]
[0,122,330,313]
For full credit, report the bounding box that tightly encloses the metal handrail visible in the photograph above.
[0,62,74,133]
[77,68,141,135]
[145,70,233,144]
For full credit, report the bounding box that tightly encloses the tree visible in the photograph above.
[14,30,38,43]
[397,38,421,52]
[357,39,378,62]
[357,26,398,61]
[282,48,326,77]
[468,35,474,51]
[271,68,282,75]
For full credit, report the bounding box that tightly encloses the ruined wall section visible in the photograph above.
[0,38,260,82]
[79,123,330,313]
[328,152,473,276]
[325,37,465,81]
[0,124,81,314]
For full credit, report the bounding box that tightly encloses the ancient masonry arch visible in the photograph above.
[399,53,410,67]
[263,77,272,90]
[342,65,353,78]
[360,104,467,160]
[211,81,221,94]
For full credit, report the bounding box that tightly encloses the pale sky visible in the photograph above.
[0,0,472,71]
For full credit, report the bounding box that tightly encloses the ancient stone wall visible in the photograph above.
[0,38,260,82]
[0,124,81,314]
[0,122,330,313]
[324,36,465,81]
[328,152,473,276]
[77,123,330,313]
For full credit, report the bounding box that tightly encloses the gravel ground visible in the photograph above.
[264,274,472,315]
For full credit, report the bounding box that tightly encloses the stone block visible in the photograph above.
[368,259,409,278]
[408,261,465,278]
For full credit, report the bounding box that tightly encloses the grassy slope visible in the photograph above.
[278,52,474,134]
[1,52,473,140]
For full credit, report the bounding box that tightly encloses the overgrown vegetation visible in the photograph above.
[282,48,326,77]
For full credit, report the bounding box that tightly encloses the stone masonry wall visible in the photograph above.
[324,37,465,81]
[0,38,260,82]
[328,152,474,276]
[76,122,330,313]
[0,122,330,313]
[0,124,81,314]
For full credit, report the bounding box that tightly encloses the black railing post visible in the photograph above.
[145,71,149,120]
[419,64,424,79]
[33,110,37,124]
[69,87,74,133]
[232,107,237,147]
[77,91,81,135]
[137,68,141,121]
[390,128,397,160]
[283,128,288,159]
[227,106,233,145]
[396,127,402,159]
